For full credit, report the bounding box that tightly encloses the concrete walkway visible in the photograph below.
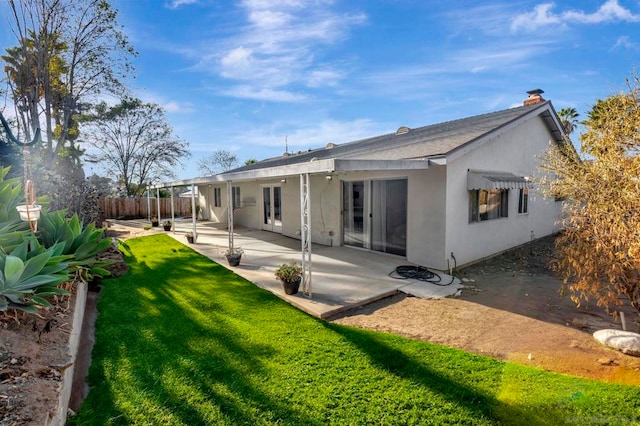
[109,219,462,318]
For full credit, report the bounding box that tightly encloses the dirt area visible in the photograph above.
[332,236,640,385]
[0,291,77,425]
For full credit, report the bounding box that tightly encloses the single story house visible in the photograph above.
[156,90,566,273]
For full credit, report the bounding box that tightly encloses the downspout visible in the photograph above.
[191,184,197,242]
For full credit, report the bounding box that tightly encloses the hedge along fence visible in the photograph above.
[99,197,193,219]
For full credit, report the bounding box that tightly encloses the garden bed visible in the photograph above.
[0,286,79,425]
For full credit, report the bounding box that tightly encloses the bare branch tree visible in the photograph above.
[81,97,190,196]
[197,149,238,176]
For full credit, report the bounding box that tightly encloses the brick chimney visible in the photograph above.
[523,89,545,106]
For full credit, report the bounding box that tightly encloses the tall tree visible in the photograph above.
[539,75,640,316]
[198,149,238,175]
[82,97,190,196]
[557,107,579,135]
[3,0,135,169]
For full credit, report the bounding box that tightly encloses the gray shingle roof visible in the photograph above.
[227,101,552,174]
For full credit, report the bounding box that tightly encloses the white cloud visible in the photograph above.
[221,86,307,102]
[162,101,196,114]
[134,89,195,114]
[200,1,366,101]
[306,69,343,88]
[231,118,388,149]
[511,0,640,32]
[167,0,198,9]
[220,46,254,71]
[612,35,637,50]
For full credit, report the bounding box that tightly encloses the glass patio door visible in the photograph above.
[342,181,368,248]
[343,179,407,256]
[262,185,282,233]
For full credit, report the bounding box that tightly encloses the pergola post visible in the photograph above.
[190,184,198,242]
[300,173,312,297]
[156,188,161,221]
[146,184,151,221]
[170,185,175,231]
[227,181,234,250]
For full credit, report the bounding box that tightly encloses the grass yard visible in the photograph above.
[71,234,640,425]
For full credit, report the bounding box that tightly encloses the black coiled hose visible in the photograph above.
[389,265,455,286]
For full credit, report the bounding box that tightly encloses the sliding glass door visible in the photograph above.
[342,179,407,256]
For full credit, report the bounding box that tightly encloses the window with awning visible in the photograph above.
[467,170,530,190]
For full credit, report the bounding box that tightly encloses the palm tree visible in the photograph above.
[558,107,579,135]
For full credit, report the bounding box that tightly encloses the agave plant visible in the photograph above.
[0,242,71,312]
[38,211,113,281]
[0,167,30,252]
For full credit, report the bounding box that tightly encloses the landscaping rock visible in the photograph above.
[593,329,640,357]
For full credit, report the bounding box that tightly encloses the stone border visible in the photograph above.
[48,281,88,425]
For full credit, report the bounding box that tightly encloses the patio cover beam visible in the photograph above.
[149,159,430,189]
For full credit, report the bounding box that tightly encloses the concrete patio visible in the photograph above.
[109,219,462,318]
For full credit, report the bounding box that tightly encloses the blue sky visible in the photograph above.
[6,1,640,180]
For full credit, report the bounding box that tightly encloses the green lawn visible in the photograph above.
[71,234,640,425]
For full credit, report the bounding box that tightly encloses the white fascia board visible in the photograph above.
[333,159,429,171]
[221,158,336,181]
[427,157,447,166]
[149,175,224,189]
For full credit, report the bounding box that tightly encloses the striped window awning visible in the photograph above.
[467,170,530,190]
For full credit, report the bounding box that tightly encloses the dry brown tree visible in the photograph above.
[539,75,640,317]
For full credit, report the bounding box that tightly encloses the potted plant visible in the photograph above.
[274,261,303,295]
[185,231,195,243]
[163,220,172,231]
[151,215,159,227]
[223,247,244,266]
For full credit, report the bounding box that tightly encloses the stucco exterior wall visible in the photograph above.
[444,115,562,268]
[197,184,229,223]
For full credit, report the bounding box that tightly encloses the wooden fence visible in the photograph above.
[98,197,193,219]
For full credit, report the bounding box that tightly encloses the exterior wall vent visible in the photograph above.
[396,126,410,135]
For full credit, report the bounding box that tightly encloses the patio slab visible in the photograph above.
[110,219,461,318]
